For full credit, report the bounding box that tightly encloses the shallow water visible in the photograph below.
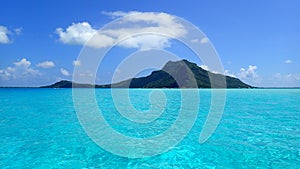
[0,88,299,168]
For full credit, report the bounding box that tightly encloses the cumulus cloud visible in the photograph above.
[60,68,70,76]
[190,37,209,44]
[56,22,114,48]
[238,65,258,79]
[200,37,209,44]
[101,11,129,18]
[235,65,261,85]
[79,72,93,77]
[284,59,292,64]
[271,73,300,87]
[0,26,11,44]
[224,70,236,78]
[118,34,170,50]
[221,65,260,86]
[14,58,31,67]
[36,61,55,68]
[0,58,39,80]
[0,26,22,44]
[199,65,235,77]
[191,39,199,43]
[73,60,81,66]
[198,63,258,81]
[55,11,187,50]
[200,64,209,71]
[274,73,300,81]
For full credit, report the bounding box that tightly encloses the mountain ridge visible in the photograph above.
[41,59,253,88]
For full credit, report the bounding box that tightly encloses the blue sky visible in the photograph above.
[0,0,299,87]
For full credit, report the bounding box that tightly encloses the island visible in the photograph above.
[41,59,253,88]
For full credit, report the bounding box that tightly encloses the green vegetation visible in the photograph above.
[41,60,252,88]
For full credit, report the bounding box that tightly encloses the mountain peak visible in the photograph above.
[41,59,253,88]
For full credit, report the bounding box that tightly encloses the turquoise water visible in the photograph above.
[0,89,299,168]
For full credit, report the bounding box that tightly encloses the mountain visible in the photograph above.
[41,59,253,88]
[40,80,96,88]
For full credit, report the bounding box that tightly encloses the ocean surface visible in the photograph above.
[0,88,299,168]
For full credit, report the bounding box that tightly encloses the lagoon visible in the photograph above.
[0,89,299,168]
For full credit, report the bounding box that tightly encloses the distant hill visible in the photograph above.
[40,80,96,88]
[41,59,253,88]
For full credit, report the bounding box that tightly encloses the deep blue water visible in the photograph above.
[0,88,299,168]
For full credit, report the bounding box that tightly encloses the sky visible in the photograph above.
[0,0,299,87]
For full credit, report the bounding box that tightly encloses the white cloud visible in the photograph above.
[224,70,236,78]
[0,26,22,44]
[55,22,114,48]
[200,64,209,71]
[118,34,170,50]
[284,59,292,64]
[238,65,258,79]
[73,60,81,66]
[0,58,39,80]
[236,65,261,86]
[36,61,55,68]
[79,72,93,77]
[274,73,300,81]
[14,28,22,35]
[200,37,209,44]
[60,68,70,76]
[191,39,199,43]
[55,11,187,50]
[14,58,31,67]
[101,11,129,18]
[199,65,236,77]
[0,26,11,44]
[271,73,300,87]
[222,65,263,86]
